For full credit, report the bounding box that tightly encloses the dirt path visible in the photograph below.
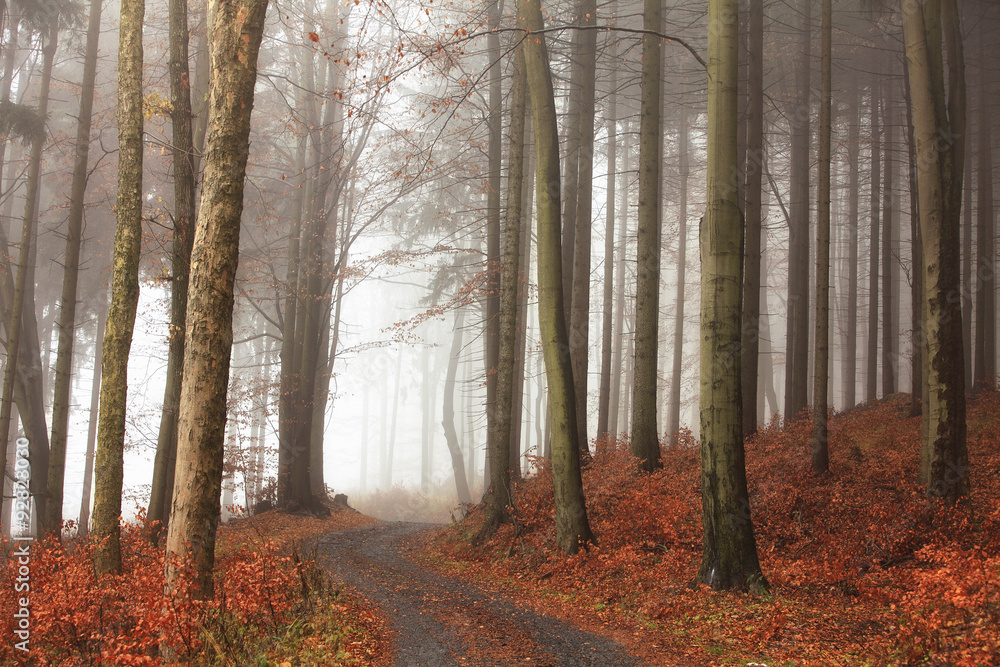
[316,522,640,667]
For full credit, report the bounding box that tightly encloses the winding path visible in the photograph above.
[316,522,640,666]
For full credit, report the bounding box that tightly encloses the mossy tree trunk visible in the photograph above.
[164,0,270,598]
[518,0,594,554]
[92,0,144,576]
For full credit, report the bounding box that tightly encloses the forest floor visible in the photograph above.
[423,390,1000,667]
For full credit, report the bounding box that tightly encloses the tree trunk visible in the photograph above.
[569,0,597,455]
[667,109,688,447]
[903,57,923,417]
[741,0,764,437]
[699,0,766,592]
[92,0,143,575]
[608,121,629,438]
[844,79,860,409]
[882,81,897,396]
[148,0,198,538]
[484,0,503,478]
[867,72,881,403]
[443,309,472,506]
[77,300,106,538]
[784,0,811,421]
[973,54,995,387]
[43,0,104,538]
[164,0,270,598]
[631,0,663,471]
[596,29,617,445]
[903,0,969,504]
[483,49,527,533]
[812,0,832,474]
[518,0,594,553]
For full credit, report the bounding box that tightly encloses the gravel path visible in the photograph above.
[316,522,640,667]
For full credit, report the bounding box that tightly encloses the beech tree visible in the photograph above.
[517,0,594,554]
[165,0,271,597]
[92,0,144,576]
[698,0,767,592]
[902,0,970,503]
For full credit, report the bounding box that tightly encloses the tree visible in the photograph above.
[42,0,104,539]
[165,0,271,598]
[92,0,144,575]
[698,0,767,592]
[630,0,663,471]
[812,0,832,474]
[784,0,811,420]
[902,0,969,504]
[148,0,200,538]
[740,0,764,437]
[0,17,57,536]
[596,22,617,444]
[482,49,527,536]
[517,0,594,554]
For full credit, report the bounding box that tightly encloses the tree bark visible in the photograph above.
[667,109,688,447]
[699,0,766,592]
[867,71,881,402]
[483,49,527,534]
[903,0,969,504]
[812,0,832,474]
[741,0,764,436]
[443,309,473,507]
[92,0,143,575]
[148,0,198,538]
[77,300,106,538]
[608,122,629,438]
[973,52,995,387]
[164,0,270,598]
[518,0,594,553]
[844,79,860,409]
[882,81,897,396]
[783,0,811,421]
[569,0,597,454]
[631,0,663,471]
[596,28,617,444]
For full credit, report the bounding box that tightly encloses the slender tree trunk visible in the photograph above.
[569,0,597,454]
[699,0,766,592]
[608,122,629,438]
[484,0,503,475]
[77,301,106,538]
[483,50,527,534]
[844,79,860,409]
[518,0,594,553]
[43,0,104,538]
[596,31,617,445]
[741,0,764,436]
[784,0,811,421]
[812,0,832,474]
[867,72,881,402]
[148,0,198,537]
[903,58,923,417]
[385,346,403,489]
[164,0,270,598]
[882,82,897,396]
[92,0,143,574]
[667,110,688,447]
[974,57,995,387]
[631,0,663,471]
[443,309,472,506]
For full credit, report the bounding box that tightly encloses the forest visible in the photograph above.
[0,0,997,663]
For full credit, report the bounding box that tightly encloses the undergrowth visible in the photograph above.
[0,505,382,666]
[430,388,1000,667]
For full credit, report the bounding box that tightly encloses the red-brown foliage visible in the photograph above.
[0,505,381,665]
[429,390,1000,666]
